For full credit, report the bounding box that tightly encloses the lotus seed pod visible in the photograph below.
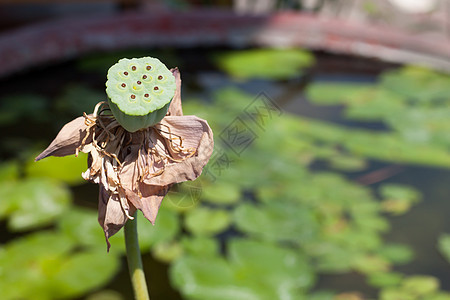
[106,57,176,132]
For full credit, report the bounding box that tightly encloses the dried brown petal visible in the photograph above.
[35,115,93,161]
[98,184,136,251]
[124,183,170,224]
[147,116,214,185]
[168,68,183,117]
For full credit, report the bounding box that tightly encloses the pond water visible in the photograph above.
[1,48,450,299]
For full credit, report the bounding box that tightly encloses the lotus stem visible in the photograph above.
[124,213,150,300]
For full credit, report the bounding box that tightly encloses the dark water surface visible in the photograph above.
[1,48,449,298]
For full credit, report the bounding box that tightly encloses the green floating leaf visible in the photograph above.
[0,160,19,183]
[368,272,404,288]
[86,290,124,300]
[378,244,414,265]
[171,239,314,300]
[0,231,73,300]
[379,184,421,215]
[437,234,450,264]
[233,201,318,244]
[58,207,111,250]
[26,153,88,186]
[401,275,439,296]
[345,88,405,121]
[163,181,202,212]
[181,236,219,257]
[202,180,241,204]
[184,207,231,236]
[228,239,315,296]
[152,241,183,263]
[307,242,357,273]
[327,154,367,172]
[308,291,335,300]
[0,178,71,231]
[0,229,121,300]
[138,208,180,252]
[50,250,120,299]
[428,293,450,300]
[306,82,372,105]
[216,48,314,80]
[171,256,261,300]
[380,288,415,300]
[380,65,450,102]
[294,117,450,168]
[352,255,390,274]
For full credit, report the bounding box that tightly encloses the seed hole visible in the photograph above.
[154,86,159,91]
[137,81,142,85]
[131,66,137,71]
[142,75,147,79]
[121,83,126,87]
[158,75,163,80]
[144,93,149,97]
[131,94,136,99]
[124,72,128,76]
[146,66,151,70]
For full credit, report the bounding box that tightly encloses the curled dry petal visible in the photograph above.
[124,183,170,225]
[35,115,93,161]
[98,184,136,250]
[167,68,183,117]
[146,116,214,186]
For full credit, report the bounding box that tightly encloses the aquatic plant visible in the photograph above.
[35,57,214,299]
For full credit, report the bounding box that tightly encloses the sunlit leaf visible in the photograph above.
[228,239,315,295]
[26,153,88,186]
[306,82,372,105]
[50,250,120,299]
[368,272,403,288]
[380,288,415,300]
[438,234,450,264]
[401,275,439,296]
[184,207,231,236]
[171,255,261,300]
[152,241,183,262]
[181,236,219,257]
[0,178,71,231]
[234,201,318,244]
[86,290,124,300]
[380,66,450,102]
[216,49,314,80]
[201,180,241,204]
[379,184,421,215]
[0,161,19,182]
[138,207,180,251]
[58,207,110,250]
[378,244,414,265]
[352,255,390,274]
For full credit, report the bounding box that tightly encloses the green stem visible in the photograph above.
[124,214,150,300]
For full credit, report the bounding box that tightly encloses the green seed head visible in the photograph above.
[105,57,176,132]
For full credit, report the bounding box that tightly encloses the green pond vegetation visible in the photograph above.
[1,48,450,299]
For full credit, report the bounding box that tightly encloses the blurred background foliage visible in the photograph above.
[1,47,450,300]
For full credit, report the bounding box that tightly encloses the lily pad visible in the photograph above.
[0,178,71,231]
[216,48,314,80]
[184,207,231,236]
[26,152,88,186]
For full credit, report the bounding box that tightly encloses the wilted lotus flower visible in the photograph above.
[36,57,214,249]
